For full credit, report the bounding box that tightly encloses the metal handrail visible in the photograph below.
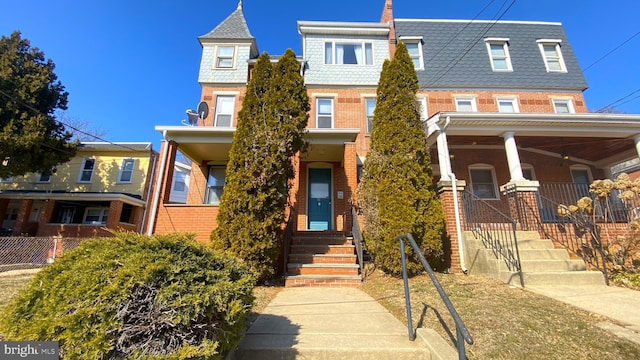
[351,207,364,276]
[461,189,524,287]
[515,192,609,285]
[283,207,295,276]
[396,233,473,360]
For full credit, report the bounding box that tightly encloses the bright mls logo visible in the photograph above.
[1,342,58,359]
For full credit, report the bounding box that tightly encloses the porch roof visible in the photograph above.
[426,112,640,167]
[0,191,146,207]
[156,126,360,163]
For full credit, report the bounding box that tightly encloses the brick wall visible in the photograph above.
[154,204,219,243]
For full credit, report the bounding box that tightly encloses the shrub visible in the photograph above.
[0,232,255,359]
[356,42,445,276]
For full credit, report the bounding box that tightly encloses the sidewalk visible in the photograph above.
[232,287,456,360]
[526,284,640,345]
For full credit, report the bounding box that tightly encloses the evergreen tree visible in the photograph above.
[0,31,77,178]
[357,42,446,275]
[212,50,308,280]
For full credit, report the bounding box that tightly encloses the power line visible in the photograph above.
[583,30,640,72]
[0,89,139,152]
[595,87,640,112]
[425,0,517,87]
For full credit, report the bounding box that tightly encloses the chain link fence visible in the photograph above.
[0,237,88,273]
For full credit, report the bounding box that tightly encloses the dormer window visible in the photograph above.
[400,36,424,69]
[324,42,373,65]
[215,46,235,68]
[484,38,512,71]
[537,40,566,72]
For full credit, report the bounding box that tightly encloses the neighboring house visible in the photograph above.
[169,161,191,203]
[0,142,157,237]
[148,1,640,278]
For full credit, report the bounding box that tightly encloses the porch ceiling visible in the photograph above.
[302,128,360,162]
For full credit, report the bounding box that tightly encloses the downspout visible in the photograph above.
[440,115,468,273]
[147,133,169,236]
[140,147,158,233]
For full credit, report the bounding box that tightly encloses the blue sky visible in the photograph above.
[2,0,639,152]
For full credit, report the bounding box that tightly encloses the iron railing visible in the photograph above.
[507,190,609,284]
[351,207,364,277]
[283,207,295,276]
[397,233,473,360]
[461,189,524,287]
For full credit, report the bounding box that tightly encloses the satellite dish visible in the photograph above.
[197,101,209,120]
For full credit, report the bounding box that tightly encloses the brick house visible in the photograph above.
[0,142,157,238]
[147,0,640,285]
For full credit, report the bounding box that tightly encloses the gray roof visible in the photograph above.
[199,2,254,41]
[394,19,589,91]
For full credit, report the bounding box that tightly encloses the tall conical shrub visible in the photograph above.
[212,50,308,280]
[357,42,446,275]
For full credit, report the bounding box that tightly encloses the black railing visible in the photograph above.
[461,189,524,287]
[397,233,473,359]
[510,191,609,285]
[351,207,364,277]
[283,207,295,276]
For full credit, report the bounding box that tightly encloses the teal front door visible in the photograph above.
[308,168,332,230]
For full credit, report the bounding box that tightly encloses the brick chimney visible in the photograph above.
[380,0,396,56]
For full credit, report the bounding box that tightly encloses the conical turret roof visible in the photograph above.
[199,1,254,41]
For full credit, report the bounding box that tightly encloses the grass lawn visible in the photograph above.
[361,266,640,360]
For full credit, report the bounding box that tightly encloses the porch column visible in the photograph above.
[11,199,33,236]
[343,142,358,232]
[635,134,640,158]
[0,198,8,229]
[38,199,56,236]
[106,200,124,230]
[502,132,525,181]
[437,179,467,274]
[436,130,453,181]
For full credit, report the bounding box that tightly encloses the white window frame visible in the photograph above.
[324,41,373,65]
[469,164,500,200]
[117,158,135,183]
[83,207,109,225]
[417,96,428,120]
[205,165,226,205]
[455,96,477,112]
[214,95,235,127]
[37,172,52,183]
[172,171,187,192]
[316,98,334,128]
[496,97,519,113]
[552,98,575,114]
[521,164,536,180]
[537,39,567,73]
[400,36,424,70]
[77,158,95,183]
[365,98,376,134]
[484,38,512,72]
[214,46,236,69]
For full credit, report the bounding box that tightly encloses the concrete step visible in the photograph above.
[517,248,571,260]
[516,238,557,250]
[287,263,359,276]
[284,275,362,287]
[288,253,357,264]
[290,244,355,255]
[520,259,587,272]
[499,270,606,286]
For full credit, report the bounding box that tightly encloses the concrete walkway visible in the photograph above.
[527,284,640,345]
[232,287,456,360]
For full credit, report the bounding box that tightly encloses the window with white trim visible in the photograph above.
[118,159,135,183]
[78,158,95,183]
[316,98,334,128]
[552,99,574,114]
[496,97,519,113]
[215,46,235,68]
[83,207,109,224]
[37,171,52,183]
[485,39,512,71]
[206,166,226,205]
[521,165,536,180]
[538,40,566,72]
[417,96,428,120]
[173,171,187,192]
[214,95,235,127]
[324,42,373,65]
[365,98,376,134]
[402,39,424,69]
[469,165,499,199]
[455,97,477,112]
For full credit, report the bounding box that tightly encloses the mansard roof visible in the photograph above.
[394,19,589,91]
